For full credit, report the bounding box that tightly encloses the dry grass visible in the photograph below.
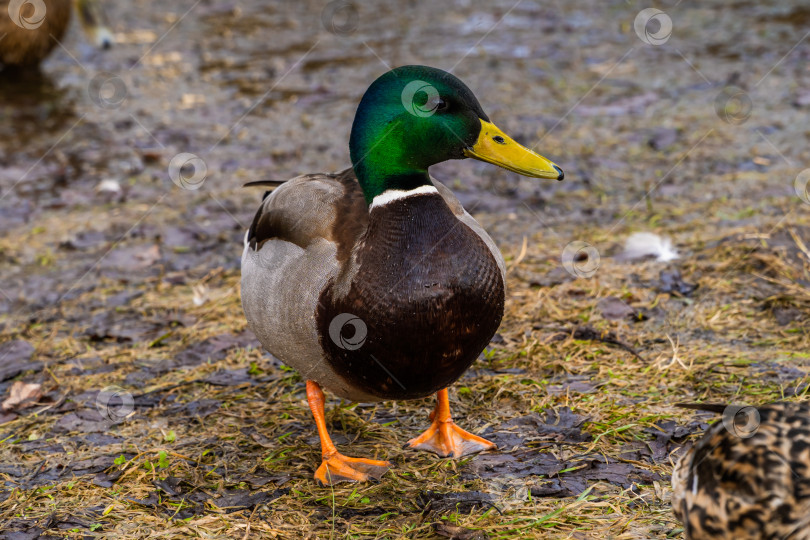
[1,191,808,539]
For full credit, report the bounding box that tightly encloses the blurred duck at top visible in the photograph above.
[0,0,112,69]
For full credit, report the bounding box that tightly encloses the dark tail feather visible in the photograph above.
[676,403,729,414]
[243,180,287,188]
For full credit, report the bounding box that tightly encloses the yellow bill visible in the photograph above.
[463,120,563,180]
[75,0,114,49]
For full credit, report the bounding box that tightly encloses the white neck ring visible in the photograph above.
[369,185,439,210]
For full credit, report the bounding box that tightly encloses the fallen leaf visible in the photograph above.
[2,381,42,411]
[529,478,581,498]
[434,522,489,540]
[213,488,288,513]
[52,409,113,433]
[84,311,164,342]
[203,368,254,386]
[598,296,636,320]
[167,399,221,418]
[547,377,597,396]
[0,341,40,383]
[771,307,802,326]
[418,490,496,515]
[655,269,697,297]
[0,340,34,364]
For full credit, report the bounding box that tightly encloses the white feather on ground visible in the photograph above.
[621,232,678,262]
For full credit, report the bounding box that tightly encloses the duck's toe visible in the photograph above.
[407,420,496,458]
[314,453,391,486]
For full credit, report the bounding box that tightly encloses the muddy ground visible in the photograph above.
[1,0,809,538]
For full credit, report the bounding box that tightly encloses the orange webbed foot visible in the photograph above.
[407,388,496,458]
[407,419,496,458]
[314,452,391,486]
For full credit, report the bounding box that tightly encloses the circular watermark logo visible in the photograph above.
[714,86,752,125]
[721,405,760,439]
[320,1,358,36]
[561,241,601,279]
[168,153,207,190]
[793,168,810,204]
[88,72,128,110]
[401,80,441,118]
[328,313,367,350]
[95,386,134,424]
[7,0,46,30]
[634,8,672,46]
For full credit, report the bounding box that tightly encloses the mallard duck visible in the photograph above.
[241,65,563,485]
[672,402,810,539]
[0,0,111,69]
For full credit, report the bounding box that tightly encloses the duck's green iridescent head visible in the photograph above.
[349,65,563,204]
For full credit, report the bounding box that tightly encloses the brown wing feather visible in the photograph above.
[329,169,369,263]
[246,168,368,252]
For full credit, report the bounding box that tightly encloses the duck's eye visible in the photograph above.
[433,97,448,112]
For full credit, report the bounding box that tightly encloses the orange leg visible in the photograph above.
[407,388,496,458]
[306,380,391,485]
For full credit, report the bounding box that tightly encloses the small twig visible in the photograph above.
[30,392,68,415]
[242,503,259,540]
[788,227,810,262]
[534,324,647,361]
[507,236,529,273]
[570,326,647,362]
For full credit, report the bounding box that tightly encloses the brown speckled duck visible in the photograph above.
[0,0,111,69]
[241,65,563,485]
[672,402,810,540]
